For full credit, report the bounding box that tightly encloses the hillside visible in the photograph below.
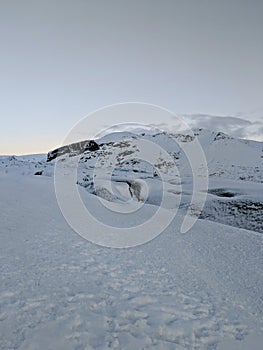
[3,128,261,233]
[0,162,263,349]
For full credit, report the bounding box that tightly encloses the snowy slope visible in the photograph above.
[79,129,263,232]
[1,129,262,234]
[0,174,263,349]
[95,128,263,182]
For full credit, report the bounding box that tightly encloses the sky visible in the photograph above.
[0,0,263,155]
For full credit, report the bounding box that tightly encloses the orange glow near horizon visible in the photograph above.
[0,140,61,156]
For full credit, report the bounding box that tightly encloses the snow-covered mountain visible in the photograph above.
[1,128,262,233]
[1,128,263,349]
[78,129,263,233]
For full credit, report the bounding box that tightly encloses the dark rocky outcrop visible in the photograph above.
[199,199,263,233]
[47,140,99,162]
[213,132,231,141]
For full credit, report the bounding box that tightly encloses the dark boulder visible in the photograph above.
[213,132,230,141]
[47,140,99,162]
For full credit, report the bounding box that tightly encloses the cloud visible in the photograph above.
[90,113,263,143]
[180,114,263,141]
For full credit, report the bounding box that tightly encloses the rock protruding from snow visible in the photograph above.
[47,140,100,162]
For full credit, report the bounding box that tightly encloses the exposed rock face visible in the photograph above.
[213,131,231,141]
[34,171,43,176]
[199,199,263,233]
[47,140,99,162]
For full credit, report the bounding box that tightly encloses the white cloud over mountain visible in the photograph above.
[92,111,263,143]
[180,113,263,141]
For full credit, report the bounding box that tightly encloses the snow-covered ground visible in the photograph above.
[0,128,263,349]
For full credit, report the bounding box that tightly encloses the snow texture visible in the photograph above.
[0,128,263,349]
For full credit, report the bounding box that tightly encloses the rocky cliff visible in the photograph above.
[47,140,99,162]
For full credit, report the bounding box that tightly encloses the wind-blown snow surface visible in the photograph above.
[0,173,263,349]
[1,129,263,349]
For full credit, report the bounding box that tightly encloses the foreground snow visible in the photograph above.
[1,173,263,349]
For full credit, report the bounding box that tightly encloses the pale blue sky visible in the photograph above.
[1,0,263,154]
